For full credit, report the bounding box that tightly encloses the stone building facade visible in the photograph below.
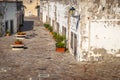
[40,0,120,61]
[0,0,40,16]
[0,1,24,36]
[20,0,40,16]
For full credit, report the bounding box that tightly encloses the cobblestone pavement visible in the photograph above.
[0,17,120,80]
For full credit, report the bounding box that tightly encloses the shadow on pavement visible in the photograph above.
[22,21,34,31]
[26,33,38,39]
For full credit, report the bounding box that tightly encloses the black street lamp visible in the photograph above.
[69,7,76,16]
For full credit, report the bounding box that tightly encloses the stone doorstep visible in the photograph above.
[28,74,50,80]
[114,54,120,57]
[12,48,24,50]
[15,34,26,37]
[15,35,27,39]
[16,37,26,40]
[29,77,38,80]
[11,44,25,47]
[11,44,25,50]
[38,74,50,78]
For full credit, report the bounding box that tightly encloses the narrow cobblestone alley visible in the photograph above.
[0,17,80,80]
[0,17,120,80]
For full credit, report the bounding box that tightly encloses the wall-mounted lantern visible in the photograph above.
[69,7,76,16]
[69,7,80,20]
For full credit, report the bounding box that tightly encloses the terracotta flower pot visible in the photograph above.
[6,33,10,36]
[56,48,65,53]
[49,32,53,35]
[15,41,22,45]
[53,38,56,41]
[45,28,48,30]
[17,32,26,35]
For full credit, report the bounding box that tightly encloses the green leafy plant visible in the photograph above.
[48,26,53,32]
[53,32,57,38]
[56,34,66,42]
[56,42,65,48]
[19,24,23,27]
[6,29,10,36]
[52,32,66,42]
[44,23,50,29]
[15,39,22,44]
[0,12,2,16]
[6,29,10,34]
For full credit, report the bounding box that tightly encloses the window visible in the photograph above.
[62,26,66,37]
[71,32,73,49]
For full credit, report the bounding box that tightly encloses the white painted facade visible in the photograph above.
[40,1,81,61]
[90,20,120,54]
[0,1,24,36]
[40,0,120,61]
[48,2,55,26]
[3,3,17,33]
[70,16,81,61]
[56,3,68,35]
[41,2,48,23]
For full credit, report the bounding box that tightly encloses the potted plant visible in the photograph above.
[52,32,57,40]
[17,32,26,35]
[48,26,53,32]
[48,26,53,35]
[6,30,10,36]
[18,24,23,32]
[19,24,23,27]
[56,35,66,42]
[0,12,2,16]
[14,39,23,45]
[56,42,66,52]
[44,23,50,30]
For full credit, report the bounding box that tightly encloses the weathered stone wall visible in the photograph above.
[18,0,40,16]
[40,0,120,61]
[90,20,120,54]
[78,0,120,60]
[0,7,3,36]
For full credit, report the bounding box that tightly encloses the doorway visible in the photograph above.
[5,21,8,32]
[56,22,59,34]
[71,32,73,49]
[46,16,49,23]
[62,26,66,37]
[71,32,77,58]
[10,20,14,34]
[49,17,51,24]
[37,7,40,17]
[40,13,43,21]
[74,34,77,57]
